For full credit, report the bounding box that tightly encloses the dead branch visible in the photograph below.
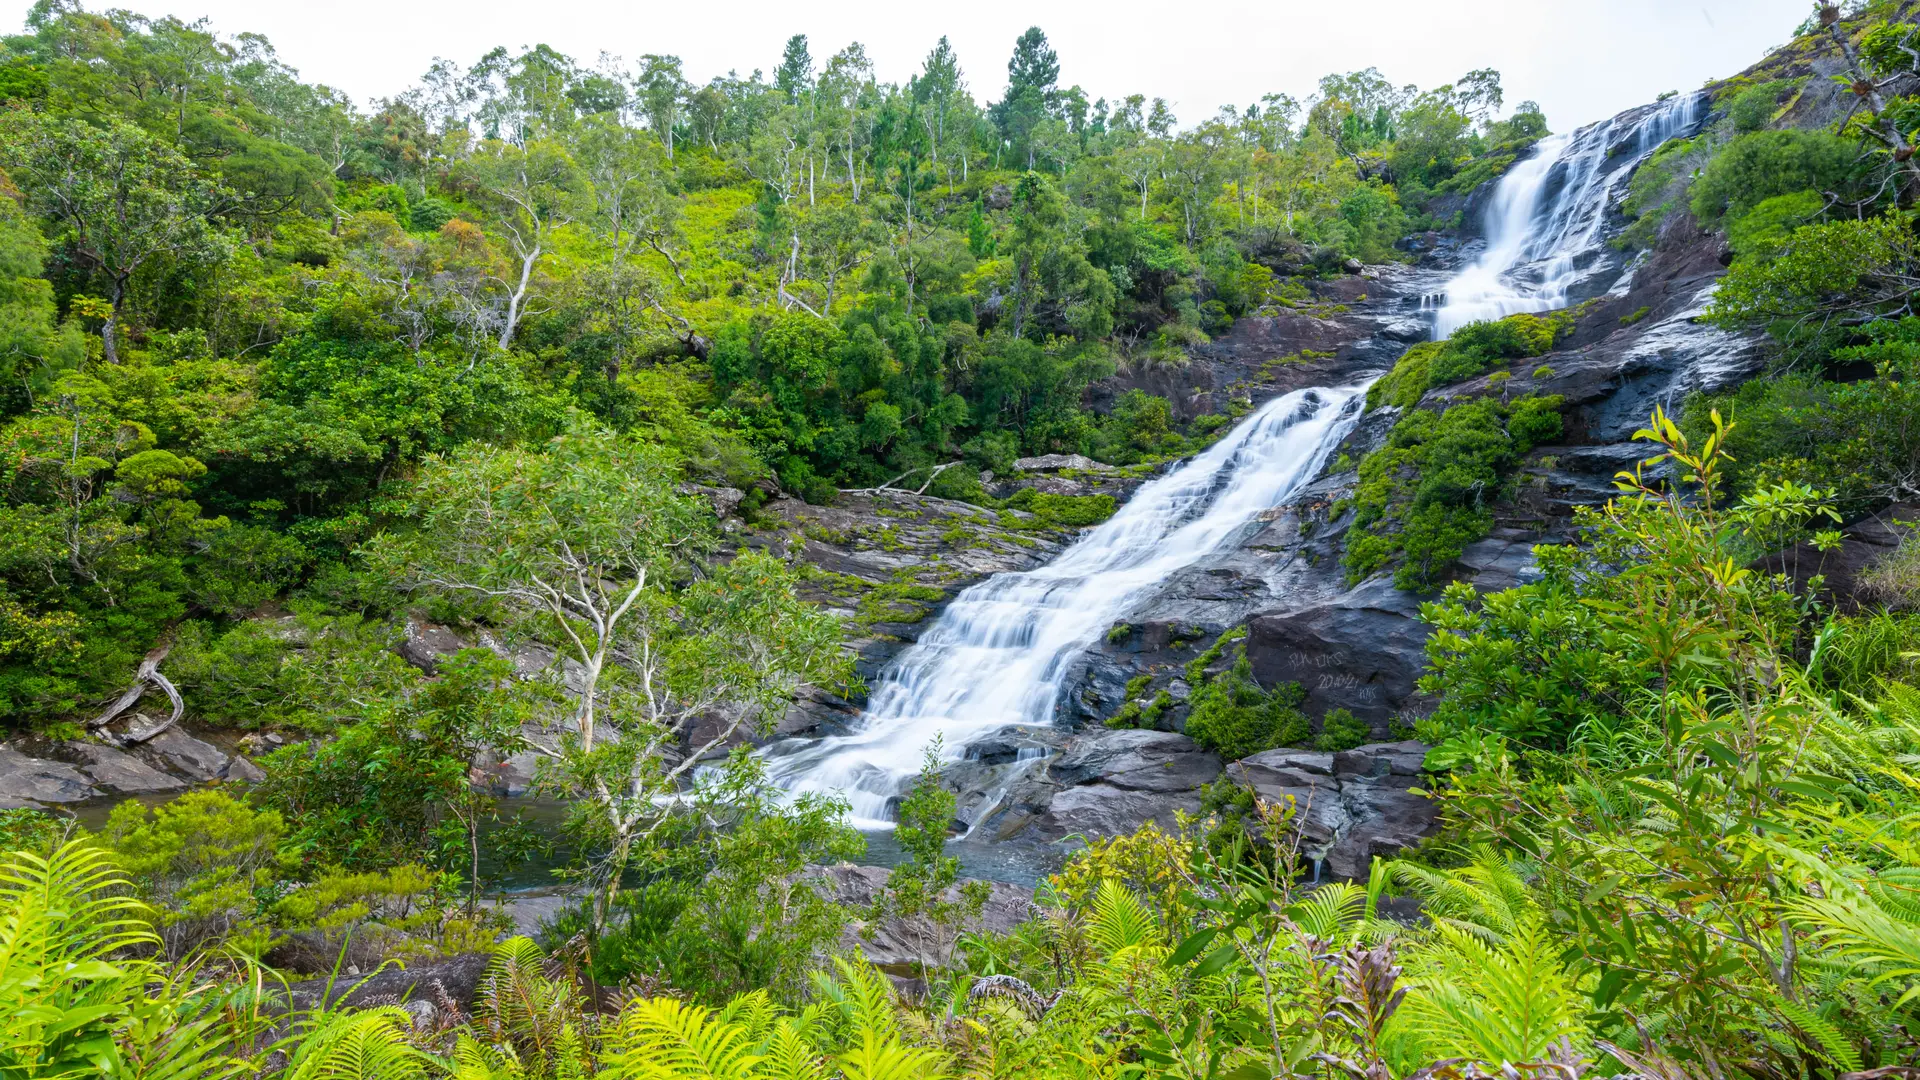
[91,638,184,744]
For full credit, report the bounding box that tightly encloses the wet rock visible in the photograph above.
[1049,729,1222,793]
[500,891,580,940]
[224,756,267,784]
[63,741,187,794]
[984,183,1013,211]
[0,747,95,807]
[138,728,231,782]
[1017,730,1224,841]
[1228,741,1438,879]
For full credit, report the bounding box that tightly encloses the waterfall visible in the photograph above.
[761,385,1369,828]
[1431,92,1706,338]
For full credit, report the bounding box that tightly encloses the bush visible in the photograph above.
[1183,653,1309,760]
[1727,79,1794,135]
[1314,708,1374,751]
[1345,394,1565,589]
[1691,130,1862,228]
[96,789,292,958]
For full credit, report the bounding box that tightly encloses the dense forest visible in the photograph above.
[7,0,1920,1076]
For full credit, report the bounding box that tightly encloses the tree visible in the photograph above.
[775,34,812,105]
[460,136,583,349]
[993,27,1061,168]
[0,116,227,364]
[570,114,681,369]
[257,649,536,910]
[913,36,971,193]
[818,44,875,201]
[1820,4,1920,199]
[634,54,689,159]
[869,741,988,974]
[361,419,854,929]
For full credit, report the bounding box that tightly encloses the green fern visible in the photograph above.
[605,996,764,1080]
[1775,1001,1863,1072]
[1390,913,1588,1066]
[282,1007,433,1080]
[1085,880,1160,958]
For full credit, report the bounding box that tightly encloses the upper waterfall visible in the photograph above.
[1430,92,1706,338]
[761,385,1368,828]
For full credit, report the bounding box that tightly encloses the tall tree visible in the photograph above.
[362,421,852,930]
[993,26,1061,169]
[634,54,689,159]
[1,116,227,364]
[460,136,583,349]
[775,34,813,105]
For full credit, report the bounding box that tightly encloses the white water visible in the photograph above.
[1431,92,1704,338]
[761,385,1368,828]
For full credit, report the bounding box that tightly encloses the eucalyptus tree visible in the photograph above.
[634,54,690,159]
[460,136,584,349]
[362,420,853,930]
[0,115,229,364]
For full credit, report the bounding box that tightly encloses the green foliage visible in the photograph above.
[257,649,539,896]
[1727,79,1795,134]
[1684,333,1920,507]
[1691,130,1864,228]
[1345,394,1564,589]
[1182,638,1310,760]
[1367,313,1561,412]
[1709,217,1920,349]
[97,788,291,958]
[1313,708,1372,751]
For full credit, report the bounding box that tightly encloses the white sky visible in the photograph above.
[14,0,1812,133]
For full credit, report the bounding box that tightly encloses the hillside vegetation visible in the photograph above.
[6,1,1920,1077]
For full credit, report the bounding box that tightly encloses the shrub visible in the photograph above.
[1345,394,1565,589]
[96,789,292,958]
[1314,708,1374,751]
[1184,653,1309,760]
[1691,130,1862,228]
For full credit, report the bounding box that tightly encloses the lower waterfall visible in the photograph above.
[760,384,1369,828]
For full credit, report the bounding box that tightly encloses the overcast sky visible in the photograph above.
[13,0,1813,133]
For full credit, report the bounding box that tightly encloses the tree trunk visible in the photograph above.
[100,309,118,365]
[499,243,540,350]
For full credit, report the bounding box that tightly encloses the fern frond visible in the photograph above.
[606,996,763,1080]
[1775,1001,1863,1072]
[284,1007,432,1080]
[1085,880,1159,958]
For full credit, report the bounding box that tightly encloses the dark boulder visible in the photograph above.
[1227,741,1437,879]
[1246,579,1431,728]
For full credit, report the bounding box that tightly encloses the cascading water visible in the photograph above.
[763,91,1720,834]
[1430,92,1706,337]
[761,385,1368,828]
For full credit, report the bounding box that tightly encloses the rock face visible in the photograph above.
[1247,579,1432,727]
[1227,742,1437,880]
[804,864,1033,972]
[0,726,266,810]
[1022,729,1224,841]
[1757,504,1920,613]
[0,747,95,808]
[61,742,187,795]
